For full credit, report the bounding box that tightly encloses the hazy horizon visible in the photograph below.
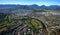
[0,4,60,6]
[0,0,60,6]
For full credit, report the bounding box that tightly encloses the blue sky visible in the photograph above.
[0,0,60,6]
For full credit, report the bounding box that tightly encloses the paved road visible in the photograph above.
[12,21,29,35]
[13,17,47,35]
[0,16,47,35]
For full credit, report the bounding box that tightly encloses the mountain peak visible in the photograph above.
[31,4,38,6]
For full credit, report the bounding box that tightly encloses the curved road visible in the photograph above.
[0,16,47,35]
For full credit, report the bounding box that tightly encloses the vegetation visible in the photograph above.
[0,11,60,35]
[0,15,16,32]
[27,19,43,34]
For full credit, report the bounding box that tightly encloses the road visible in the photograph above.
[11,16,47,35]
[0,16,47,35]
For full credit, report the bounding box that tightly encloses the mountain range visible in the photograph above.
[0,4,60,10]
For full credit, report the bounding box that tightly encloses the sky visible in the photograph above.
[0,0,60,6]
